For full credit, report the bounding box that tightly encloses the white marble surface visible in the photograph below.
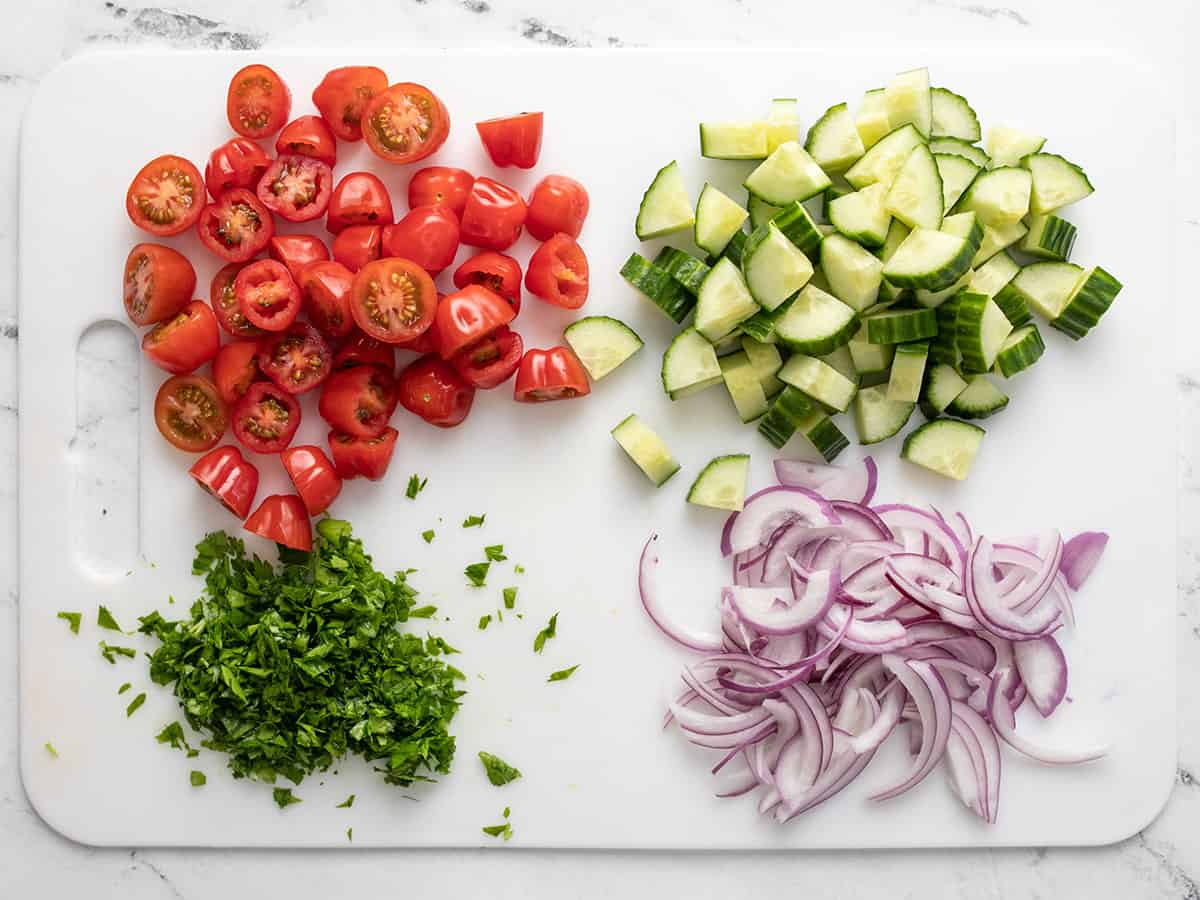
[2,0,1199,896]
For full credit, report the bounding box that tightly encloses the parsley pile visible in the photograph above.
[138,519,465,791]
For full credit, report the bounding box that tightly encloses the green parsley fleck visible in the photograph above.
[190,771,206,787]
[548,665,580,683]
[482,822,513,840]
[503,587,518,609]
[99,642,136,664]
[503,806,510,818]
[409,604,437,618]
[273,787,302,809]
[44,742,58,759]
[514,565,525,574]
[118,682,132,695]
[533,613,559,654]
[57,611,81,634]
[347,827,353,842]
[125,692,147,717]
[478,751,522,786]
[156,721,193,753]
[484,544,507,561]
[421,529,436,544]
[337,794,355,809]
[478,615,492,630]
[462,514,486,528]
[405,474,428,499]
[97,605,124,632]
[465,561,490,587]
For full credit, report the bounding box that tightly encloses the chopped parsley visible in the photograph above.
[462,514,486,528]
[503,806,510,818]
[482,822,513,840]
[99,642,136,664]
[465,561,490,587]
[118,682,132,695]
[533,613,559,654]
[409,604,437,619]
[548,665,580,683]
[44,742,58,758]
[478,751,522,786]
[190,771,206,787]
[156,721,195,754]
[57,611,81,634]
[97,605,124,632]
[405,474,428,499]
[502,587,518,609]
[484,544,507,561]
[125,692,147,717]
[347,827,353,842]
[478,615,492,630]
[337,794,355,809]
[421,529,436,544]
[514,565,525,574]
[273,787,302,809]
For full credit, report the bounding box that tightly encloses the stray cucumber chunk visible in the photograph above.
[699,122,768,160]
[636,160,694,240]
[902,419,985,480]
[853,384,915,445]
[612,415,680,486]
[687,454,750,511]
[564,316,643,381]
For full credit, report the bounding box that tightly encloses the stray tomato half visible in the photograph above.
[526,233,589,309]
[297,261,355,338]
[212,339,262,407]
[226,64,291,140]
[476,112,543,169]
[396,354,475,427]
[232,381,301,453]
[281,445,342,516]
[459,177,527,251]
[208,262,261,338]
[235,259,301,332]
[311,66,388,142]
[126,155,205,237]
[381,205,460,275]
[256,155,333,223]
[350,258,437,344]
[435,284,516,359]
[205,137,272,200]
[329,428,398,481]
[268,234,329,281]
[327,171,394,233]
[257,323,333,395]
[142,301,220,375]
[513,346,591,403]
[452,251,521,314]
[244,494,312,552]
[124,243,196,327]
[333,332,395,372]
[408,166,474,219]
[189,445,259,519]
[451,325,523,389]
[196,187,274,263]
[155,374,228,452]
[526,174,589,240]
[331,224,382,272]
[275,115,338,168]
[362,82,450,165]
[318,365,398,437]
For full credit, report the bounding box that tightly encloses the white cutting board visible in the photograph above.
[19,49,1174,848]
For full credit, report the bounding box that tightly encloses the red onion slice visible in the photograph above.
[726,569,840,635]
[1012,635,1069,717]
[987,670,1106,765]
[727,486,840,556]
[1060,531,1109,590]
[639,535,723,653]
[869,657,952,801]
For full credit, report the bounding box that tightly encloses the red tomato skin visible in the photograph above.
[296,261,355,338]
[244,494,312,551]
[381,205,460,275]
[142,301,220,375]
[124,243,196,327]
[475,112,543,169]
[434,284,516,359]
[328,429,399,481]
[205,138,272,201]
[212,339,262,407]
[154,375,228,453]
[281,445,342,515]
[331,225,383,272]
[255,155,334,223]
[451,326,524,389]
[459,177,527,251]
[189,445,260,519]
[332,332,395,372]
[349,258,438,344]
[235,259,302,332]
[451,252,521,314]
[407,166,474,219]
[311,66,388,142]
[525,233,590,309]
[226,64,292,140]
[209,262,263,338]
[126,154,206,237]
[396,355,475,428]
[526,175,590,240]
[361,83,450,165]
[275,115,338,167]
[196,188,274,263]
[268,234,330,281]
[318,365,398,437]
[514,346,592,403]
[257,323,333,395]
[232,382,302,453]
[327,172,394,233]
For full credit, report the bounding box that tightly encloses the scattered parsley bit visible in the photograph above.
[118,682,131,695]
[125,692,147,717]
[97,605,124,632]
[405,474,428,499]
[533,613,559,654]
[482,822,513,840]
[465,561,490,587]
[57,611,81,634]
[503,806,510,818]
[99,642,136,664]
[503,587,518,609]
[347,827,353,842]
[190,771,206,787]
[496,609,503,622]
[337,794,355,809]
[273,787,302,809]
[44,742,58,759]
[548,665,580,683]
[478,615,492,630]
[409,604,437,619]
[462,514,486,528]
[514,565,525,574]
[478,751,522,786]
[421,529,436,544]
[484,544,507,562]
[156,721,192,752]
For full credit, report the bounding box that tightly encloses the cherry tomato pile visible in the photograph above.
[122,63,594,552]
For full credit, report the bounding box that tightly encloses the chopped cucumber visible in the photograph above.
[821,233,884,312]
[930,87,980,142]
[968,250,1019,297]
[887,340,929,404]
[915,267,971,310]
[881,227,973,292]
[711,332,744,357]
[770,202,824,256]
[748,193,783,231]
[828,182,891,248]
[820,344,858,383]
[885,144,944,229]
[940,211,983,256]
[694,184,749,257]
[947,375,1009,419]
[744,141,832,206]
[845,124,925,191]
[720,352,770,422]
[612,415,680,487]
[848,322,895,376]
[742,221,814,311]
[920,362,969,417]
[875,218,911,303]
[695,257,760,342]
[564,316,643,381]
[1022,152,1094,215]
[865,307,938,344]
[901,419,985,480]
[715,229,749,268]
[765,98,802,154]
[853,384,915,445]
[773,285,859,356]
[928,295,961,366]
[687,454,750,511]
[779,354,858,413]
[884,68,932,138]
[955,166,1032,225]
[742,336,785,398]
[620,253,694,323]
[856,88,892,150]
[1051,266,1121,340]
[653,246,710,295]
[1021,213,1077,261]
[985,125,1045,168]
[955,292,1013,374]
[934,153,980,210]
[993,324,1045,377]
[662,327,721,399]
[929,137,990,168]
[758,386,810,449]
[971,219,1028,268]
[636,160,694,240]
[821,175,853,223]
[1005,261,1084,322]
[699,122,767,160]
[804,102,865,174]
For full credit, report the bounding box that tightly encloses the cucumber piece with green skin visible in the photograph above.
[636,161,694,240]
[741,221,814,312]
[901,419,985,481]
[699,122,767,160]
[1004,261,1084,322]
[992,278,1034,328]
[1022,153,1094,216]
[971,219,1028,268]
[929,137,990,168]
[765,98,801,154]
[1020,214,1077,261]
[778,354,858,413]
[914,268,971,309]
[744,141,832,206]
[884,144,943,229]
[940,211,983,255]
[821,174,854,224]
[739,294,790,344]
[741,336,786,398]
[882,228,973,292]
[819,344,858,383]
[611,415,680,487]
[855,88,892,150]
[770,201,824,256]
[748,192,782,231]
[853,384,915,445]
[694,184,749,257]
[828,182,890,248]
[687,454,750,511]
[1051,266,1122,340]
[935,153,980,211]
[821,233,884,312]
[920,362,969,418]
[887,340,929,404]
[954,167,1032,226]
[564,316,643,381]
[804,102,865,174]
[993,324,1045,377]
[865,307,938,344]
[884,67,932,138]
[662,327,721,399]
[874,218,911,270]
[947,375,1008,419]
[955,292,1013,374]
[719,352,770,422]
[968,250,1019,297]
[985,126,1045,168]
[757,388,847,460]
[653,247,710,295]
[848,321,896,375]
[711,331,744,357]
[620,253,694,323]
[713,229,748,268]
[928,296,961,367]
[930,87,981,142]
[695,257,760,342]
[845,124,925,191]
[801,410,850,462]
[773,285,859,356]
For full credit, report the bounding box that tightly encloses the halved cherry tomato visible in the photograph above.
[331,224,382,272]
[142,301,220,374]
[281,445,342,515]
[435,284,516,359]
[155,375,228,452]
[297,261,354,338]
[333,332,395,372]
[205,138,272,200]
[275,115,338,168]
[526,175,589,240]
[526,233,589,309]
[396,355,475,428]
[350,258,437,344]
[235,259,301,332]
[459,177,526,251]
[189,445,259,518]
[212,339,262,407]
[256,155,333,223]
[196,187,274,263]
[451,326,523,389]
[452,252,521,314]
[124,243,196,326]
[381,205,460,275]
[209,262,262,338]
[269,234,329,281]
[408,166,474,219]
[513,346,591,403]
[226,64,291,140]
[327,172,394,233]
[329,428,398,481]
[475,112,543,169]
[232,382,301,453]
[393,307,441,354]
[361,82,450,165]
[312,66,388,142]
[318,365,398,437]
[244,494,312,552]
[257,323,332,395]
[126,155,205,237]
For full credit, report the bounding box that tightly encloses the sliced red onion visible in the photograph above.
[869,657,952,801]
[1012,636,1069,717]
[1060,531,1109,590]
[965,537,1062,639]
[875,505,967,573]
[727,486,840,556]
[726,569,840,636]
[639,535,723,653]
[773,458,846,491]
[987,670,1106,765]
[819,604,910,653]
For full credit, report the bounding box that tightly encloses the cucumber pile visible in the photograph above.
[620,67,1121,482]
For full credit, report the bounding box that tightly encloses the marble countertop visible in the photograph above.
[2,0,1198,896]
